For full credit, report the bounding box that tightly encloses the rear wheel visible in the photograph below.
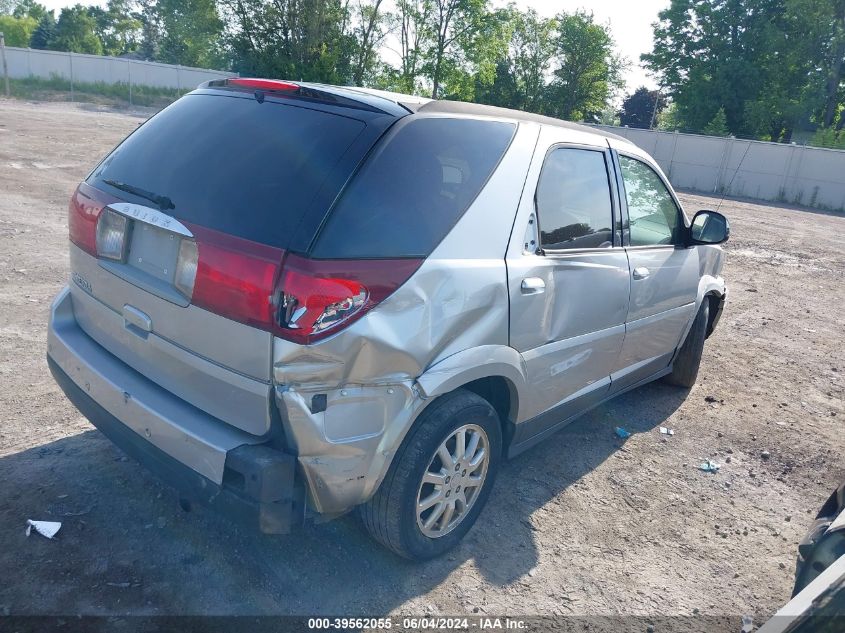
[360,389,502,560]
[664,299,710,388]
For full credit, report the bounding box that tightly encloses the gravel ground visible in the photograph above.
[0,100,843,626]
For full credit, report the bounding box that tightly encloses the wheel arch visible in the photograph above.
[414,344,527,433]
[368,346,528,493]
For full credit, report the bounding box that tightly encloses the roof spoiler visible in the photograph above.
[198,78,394,114]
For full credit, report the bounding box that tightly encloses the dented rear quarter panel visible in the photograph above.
[272,119,541,513]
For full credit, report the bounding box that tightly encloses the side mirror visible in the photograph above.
[690,210,730,245]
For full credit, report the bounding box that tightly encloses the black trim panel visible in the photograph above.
[508,364,673,459]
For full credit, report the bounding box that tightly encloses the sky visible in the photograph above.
[39,0,668,94]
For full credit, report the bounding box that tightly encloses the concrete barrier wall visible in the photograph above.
[594,126,845,212]
[4,46,236,91]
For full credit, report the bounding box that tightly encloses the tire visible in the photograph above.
[360,389,502,560]
[664,298,710,388]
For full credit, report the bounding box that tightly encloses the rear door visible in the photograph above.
[506,127,629,442]
[70,91,388,435]
[609,147,699,392]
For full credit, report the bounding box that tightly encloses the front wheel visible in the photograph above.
[360,389,502,560]
[664,299,710,388]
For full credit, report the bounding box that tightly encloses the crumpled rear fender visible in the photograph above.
[415,344,527,420]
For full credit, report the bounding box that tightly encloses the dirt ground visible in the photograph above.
[0,100,843,625]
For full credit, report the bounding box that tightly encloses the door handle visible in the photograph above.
[521,277,546,294]
[632,267,650,280]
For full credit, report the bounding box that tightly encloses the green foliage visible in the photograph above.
[809,127,845,149]
[5,0,629,125]
[156,0,223,68]
[12,0,48,21]
[222,0,355,84]
[703,107,730,137]
[29,12,55,49]
[349,0,390,86]
[598,104,620,126]
[545,11,626,122]
[481,7,556,112]
[8,74,185,107]
[472,7,625,121]
[0,13,37,46]
[656,102,682,131]
[89,0,142,57]
[620,86,665,129]
[644,0,845,141]
[51,4,103,54]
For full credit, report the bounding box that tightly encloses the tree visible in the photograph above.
[545,10,626,121]
[51,4,103,54]
[221,0,354,83]
[424,0,495,99]
[137,0,159,60]
[656,102,682,131]
[644,0,845,140]
[156,0,224,68]
[12,0,48,21]
[28,11,54,49]
[393,0,430,93]
[0,14,37,46]
[820,0,845,128]
[349,0,389,86]
[620,86,665,129]
[386,0,502,98]
[503,7,556,112]
[703,107,730,136]
[89,0,142,57]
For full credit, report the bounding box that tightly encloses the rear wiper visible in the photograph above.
[103,179,175,211]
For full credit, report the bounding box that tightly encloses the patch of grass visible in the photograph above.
[7,74,188,108]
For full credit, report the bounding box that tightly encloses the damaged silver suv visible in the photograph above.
[48,78,729,560]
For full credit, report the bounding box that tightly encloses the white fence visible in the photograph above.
[595,126,845,212]
[4,46,236,96]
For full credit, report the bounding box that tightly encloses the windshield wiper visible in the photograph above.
[103,179,175,211]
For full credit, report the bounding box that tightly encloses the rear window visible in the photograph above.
[87,93,366,248]
[312,117,515,259]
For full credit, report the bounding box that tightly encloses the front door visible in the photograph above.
[506,130,630,444]
[610,148,699,392]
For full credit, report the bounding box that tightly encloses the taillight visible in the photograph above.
[95,208,130,261]
[228,78,299,92]
[187,224,283,330]
[174,239,198,299]
[185,226,422,344]
[68,183,115,255]
[274,255,423,344]
[68,187,423,344]
[278,268,368,337]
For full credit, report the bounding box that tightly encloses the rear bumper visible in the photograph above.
[48,286,300,533]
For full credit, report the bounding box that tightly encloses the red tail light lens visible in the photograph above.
[187,224,283,330]
[278,268,368,338]
[68,183,116,255]
[275,254,423,344]
[228,78,300,92]
[185,230,422,344]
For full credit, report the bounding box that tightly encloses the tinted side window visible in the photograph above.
[88,94,366,249]
[619,156,681,246]
[312,117,515,259]
[535,148,614,250]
